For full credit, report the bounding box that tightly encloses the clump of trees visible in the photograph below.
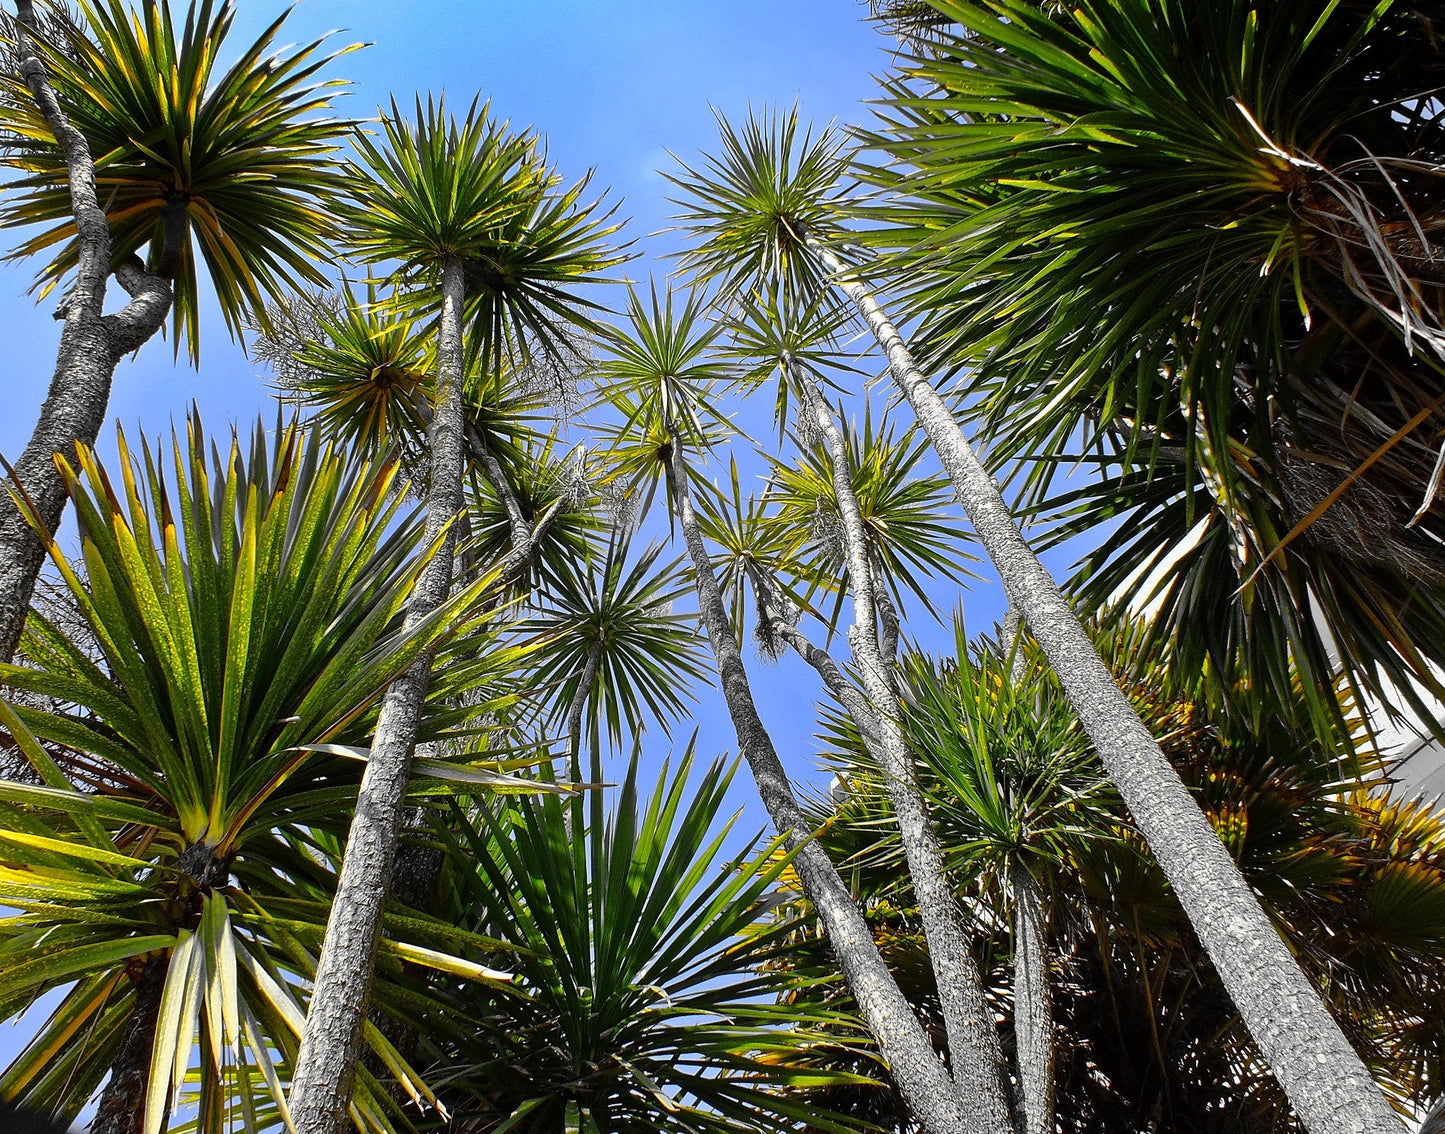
[0,2,1442,1134]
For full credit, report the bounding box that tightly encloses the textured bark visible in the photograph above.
[90,954,168,1134]
[364,414,563,1097]
[805,229,1405,1134]
[664,441,982,1134]
[1,5,171,664]
[288,262,468,1134]
[563,638,603,840]
[1010,864,1054,1134]
[358,800,445,1102]
[790,360,1014,1133]
[566,639,603,780]
[1420,1095,1445,1134]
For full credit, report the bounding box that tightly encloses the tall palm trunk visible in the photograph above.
[791,361,1013,1132]
[802,229,1404,1134]
[1,3,171,664]
[564,638,603,840]
[566,639,603,783]
[288,261,468,1134]
[1010,863,1054,1134]
[1002,613,1053,1133]
[90,954,168,1134]
[663,439,985,1134]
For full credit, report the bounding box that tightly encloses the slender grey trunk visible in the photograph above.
[1,4,172,664]
[90,954,168,1134]
[748,564,884,752]
[663,440,982,1134]
[790,359,1014,1132]
[1420,1096,1445,1134]
[365,419,562,1095]
[566,638,602,781]
[1003,613,1052,1132]
[563,638,602,840]
[1010,863,1054,1134]
[803,229,1405,1134]
[288,262,468,1134]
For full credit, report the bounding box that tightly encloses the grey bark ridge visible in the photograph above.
[1,4,172,665]
[288,262,469,1134]
[664,440,986,1134]
[789,358,1014,1133]
[804,229,1405,1134]
[362,429,565,1098]
[1419,1095,1445,1134]
[1001,611,1053,1134]
[1010,863,1054,1134]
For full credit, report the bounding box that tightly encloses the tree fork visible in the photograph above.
[789,358,1014,1131]
[804,227,1405,1134]
[664,439,988,1134]
[1,3,171,664]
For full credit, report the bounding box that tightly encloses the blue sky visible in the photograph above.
[0,0,1070,879]
[0,0,1040,1084]
[0,0,1004,809]
[2,0,889,457]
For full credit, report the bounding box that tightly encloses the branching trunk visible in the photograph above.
[1,6,171,664]
[91,954,167,1134]
[790,358,1013,1132]
[747,564,883,751]
[288,262,469,1134]
[664,439,983,1134]
[803,228,1405,1134]
[1010,863,1054,1134]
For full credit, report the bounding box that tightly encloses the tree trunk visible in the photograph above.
[804,230,1405,1134]
[563,638,602,840]
[1010,864,1054,1134]
[288,261,468,1134]
[1419,1095,1445,1134]
[791,360,1013,1132]
[566,638,603,782]
[90,954,168,1134]
[1,5,171,665]
[663,440,985,1134]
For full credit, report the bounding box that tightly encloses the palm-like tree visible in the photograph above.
[289,98,623,1134]
[897,628,1109,1134]
[0,0,353,663]
[667,105,1404,1133]
[776,620,1107,1134]
[0,416,511,1134]
[1,0,352,357]
[424,746,868,1134]
[594,283,986,1134]
[794,617,1445,1132]
[524,534,709,767]
[260,284,436,472]
[858,0,1445,738]
[763,404,972,626]
[717,283,1017,1130]
[462,435,601,596]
